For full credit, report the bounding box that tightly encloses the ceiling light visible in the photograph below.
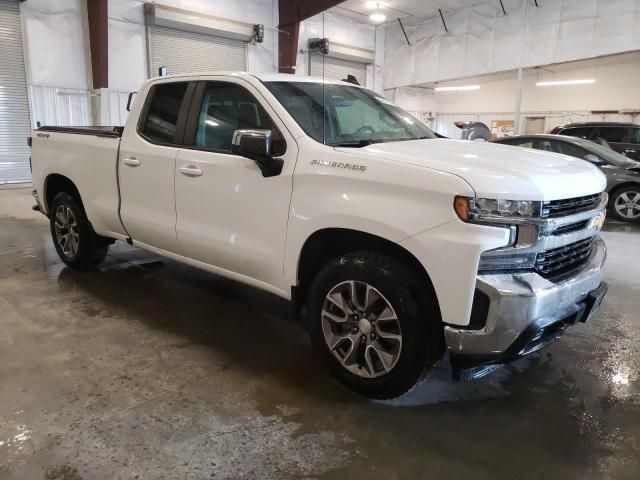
[536,79,596,86]
[365,1,385,8]
[370,12,386,22]
[434,85,481,92]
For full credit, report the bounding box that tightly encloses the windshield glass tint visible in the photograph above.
[265,81,437,146]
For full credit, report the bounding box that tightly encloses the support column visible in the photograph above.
[514,67,523,135]
[277,0,344,73]
[86,0,109,125]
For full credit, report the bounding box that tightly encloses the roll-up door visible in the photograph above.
[147,25,247,76]
[310,55,367,86]
[0,0,32,184]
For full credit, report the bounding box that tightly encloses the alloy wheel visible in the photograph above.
[614,191,640,220]
[54,205,80,258]
[321,280,402,378]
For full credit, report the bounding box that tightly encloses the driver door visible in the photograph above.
[174,78,297,292]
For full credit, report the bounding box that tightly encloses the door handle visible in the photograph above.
[123,157,141,167]
[624,149,636,154]
[179,166,203,177]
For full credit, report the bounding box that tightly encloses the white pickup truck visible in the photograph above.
[30,72,609,399]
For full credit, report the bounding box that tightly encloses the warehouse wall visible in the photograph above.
[389,52,640,138]
[297,11,382,91]
[18,0,279,127]
[384,0,640,89]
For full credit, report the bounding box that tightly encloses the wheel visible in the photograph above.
[49,192,109,270]
[307,251,443,399]
[610,186,640,222]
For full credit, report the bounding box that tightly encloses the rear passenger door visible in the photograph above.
[119,79,195,253]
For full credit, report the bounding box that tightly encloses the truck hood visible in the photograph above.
[341,139,607,201]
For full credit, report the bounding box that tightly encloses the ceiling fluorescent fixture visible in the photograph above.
[370,12,386,22]
[434,85,481,92]
[536,79,596,86]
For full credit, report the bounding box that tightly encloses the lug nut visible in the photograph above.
[360,334,366,343]
[370,333,376,340]
[352,326,359,334]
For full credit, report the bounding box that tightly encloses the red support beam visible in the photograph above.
[86,0,108,89]
[278,0,344,73]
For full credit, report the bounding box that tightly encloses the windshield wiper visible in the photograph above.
[331,140,378,148]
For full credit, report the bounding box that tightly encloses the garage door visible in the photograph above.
[310,54,367,86]
[147,26,247,77]
[0,0,32,184]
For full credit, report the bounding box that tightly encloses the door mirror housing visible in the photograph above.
[232,129,283,177]
[584,153,604,164]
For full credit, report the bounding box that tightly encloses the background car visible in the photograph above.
[549,122,640,161]
[494,134,640,222]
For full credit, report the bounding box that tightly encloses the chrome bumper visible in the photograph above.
[445,236,606,359]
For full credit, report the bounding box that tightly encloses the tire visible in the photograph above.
[307,251,443,399]
[609,186,640,222]
[49,192,109,270]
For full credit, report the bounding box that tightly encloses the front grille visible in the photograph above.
[535,237,594,276]
[552,220,589,236]
[541,194,601,218]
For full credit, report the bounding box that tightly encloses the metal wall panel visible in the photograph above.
[310,54,367,86]
[147,25,247,76]
[0,0,32,184]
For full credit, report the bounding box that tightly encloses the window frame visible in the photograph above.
[182,80,287,157]
[136,81,196,147]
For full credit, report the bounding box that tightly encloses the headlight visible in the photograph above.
[454,196,542,222]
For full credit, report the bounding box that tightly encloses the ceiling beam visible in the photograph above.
[86,0,108,89]
[278,0,344,74]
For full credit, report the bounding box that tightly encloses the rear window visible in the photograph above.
[140,82,189,144]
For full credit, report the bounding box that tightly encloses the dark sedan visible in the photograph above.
[549,122,640,161]
[494,134,640,222]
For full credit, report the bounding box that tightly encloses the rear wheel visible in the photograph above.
[610,186,640,222]
[307,251,443,399]
[50,192,109,270]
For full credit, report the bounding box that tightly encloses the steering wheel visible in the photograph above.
[354,125,375,137]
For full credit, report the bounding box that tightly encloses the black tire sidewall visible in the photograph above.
[49,192,96,270]
[308,254,437,399]
[610,186,640,222]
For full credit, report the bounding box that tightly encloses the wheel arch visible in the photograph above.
[44,174,85,215]
[608,181,640,203]
[293,228,440,320]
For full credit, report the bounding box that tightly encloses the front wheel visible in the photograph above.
[50,192,109,270]
[307,252,443,399]
[610,186,640,222]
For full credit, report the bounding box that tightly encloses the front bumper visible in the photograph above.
[445,236,607,379]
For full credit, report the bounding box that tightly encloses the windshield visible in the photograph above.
[571,137,637,167]
[265,81,437,147]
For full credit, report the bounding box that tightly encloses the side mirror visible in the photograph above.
[584,154,604,164]
[231,129,283,177]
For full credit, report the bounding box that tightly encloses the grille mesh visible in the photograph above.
[541,194,601,218]
[535,237,594,276]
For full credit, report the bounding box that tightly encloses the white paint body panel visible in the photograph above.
[30,72,607,327]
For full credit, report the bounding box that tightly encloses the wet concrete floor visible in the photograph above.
[0,187,639,479]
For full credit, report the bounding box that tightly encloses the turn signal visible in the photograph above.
[454,196,470,221]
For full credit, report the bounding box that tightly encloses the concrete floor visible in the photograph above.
[0,187,639,480]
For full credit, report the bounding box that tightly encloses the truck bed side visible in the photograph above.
[31,127,129,240]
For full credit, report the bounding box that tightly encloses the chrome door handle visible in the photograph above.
[123,157,141,167]
[179,166,203,177]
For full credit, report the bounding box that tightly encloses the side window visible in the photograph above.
[140,82,189,144]
[555,141,594,160]
[629,127,640,144]
[533,139,559,153]
[598,127,630,143]
[194,82,285,156]
[562,127,592,139]
[509,139,534,148]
